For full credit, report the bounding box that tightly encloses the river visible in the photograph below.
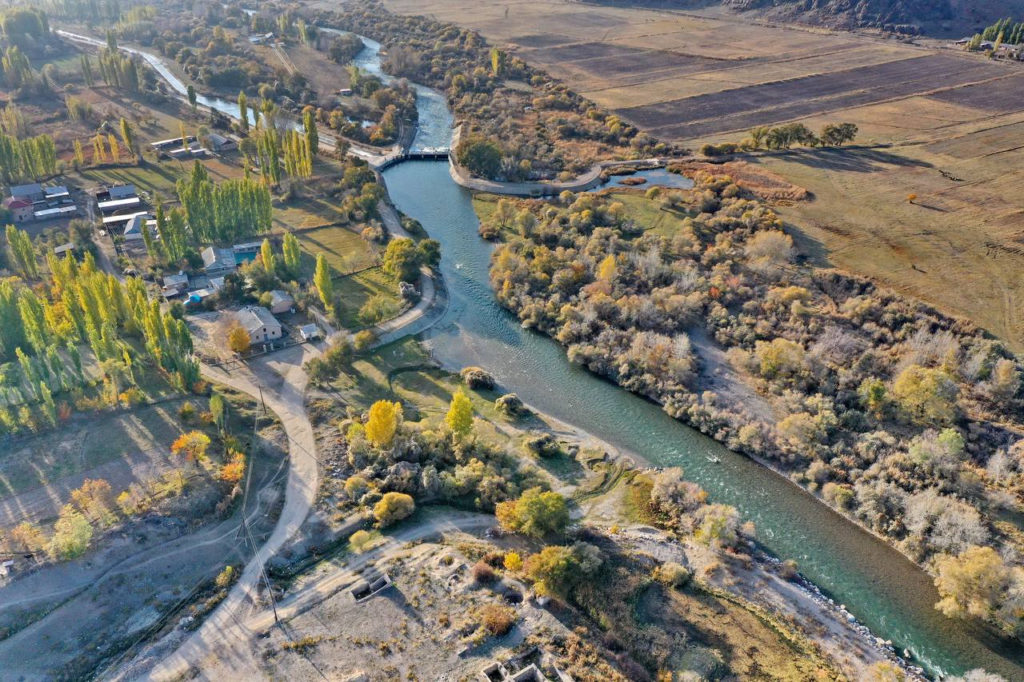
[58,24,1024,679]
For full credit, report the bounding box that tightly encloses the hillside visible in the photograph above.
[596,0,1024,34]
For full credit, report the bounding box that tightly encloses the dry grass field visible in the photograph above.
[385,0,1020,144]
[385,0,1024,350]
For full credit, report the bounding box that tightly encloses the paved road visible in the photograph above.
[143,345,321,681]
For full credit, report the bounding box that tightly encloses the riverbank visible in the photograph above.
[447,123,665,195]
[510,400,920,678]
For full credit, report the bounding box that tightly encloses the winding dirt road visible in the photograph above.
[135,344,321,681]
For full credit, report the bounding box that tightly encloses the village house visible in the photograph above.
[201,246,237,277]
[299,323,321,341]
[237,305,282,344]
[150,135,197,151]
[162,272,189,298]
[5,184,77,222]
[123,213,156,240]
[268,289,294,314]
[3,197,33,223]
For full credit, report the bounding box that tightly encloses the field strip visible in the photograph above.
[647,75,1019,141]
[577,50,917,97]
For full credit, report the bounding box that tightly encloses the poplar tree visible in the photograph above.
[313,253,333,310]
[119,117,136,159]
[303,108,319,156]
[282,232,300,276]
[237,91,249,133]
[260,237,275,274]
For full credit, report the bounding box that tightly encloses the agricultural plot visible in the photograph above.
[618,54,1006,139]
[387,0,1022,144]
[293,225,380,276]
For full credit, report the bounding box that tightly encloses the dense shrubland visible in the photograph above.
[306,0,673,180]
[147,19,311,103]
[322,395,548,518]
[488,176,1024,637]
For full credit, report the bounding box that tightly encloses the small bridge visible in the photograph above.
[376,148,451,170]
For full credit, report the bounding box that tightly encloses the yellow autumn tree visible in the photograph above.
[219,450,246,483]
[171,431,211,463]
[365,400,402,447]
[934,546,1009,621]
[597,254,616,282]
[228,325,251,353]
[445,389,474,438]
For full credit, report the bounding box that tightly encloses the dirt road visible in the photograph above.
[137,345,321,681]
[151,510,495,680]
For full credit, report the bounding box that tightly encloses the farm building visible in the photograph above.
[54,242,74,256]
[238,305,282,344]
[201,246,237,277]
[10,183,43,202]
[268,289,294,314]
[299,323,321,341]
[151,136,196,150]
[33,205,77,220]
[102,210,148,229]
[206,133,237,152]
[123,213,157,240]
[3,197,33,222]
[97,185,142,214]
[44,186,70,201]
[232,242,262,259]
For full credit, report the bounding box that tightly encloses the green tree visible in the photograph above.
[48,504,93,560]
[490,47,504,76]
[282,232,300,276]
[260,237,275,274]
[495,487,569,538]
[525,543,601,599]
[381,238,422,283]
[934,546,1010,622]
[892,365,958,425]
[119,117,136,160]
[187,84,197,110]
[455,136,502,178]
[228,325,251,353]
[858,377,887,418]
[209,392,226,432]
[313,253,333,310]
[303,107,319,156]
[820,122,858,146]
[445,389,474,437]
[6,224,38,278]
[237,91,249,133]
